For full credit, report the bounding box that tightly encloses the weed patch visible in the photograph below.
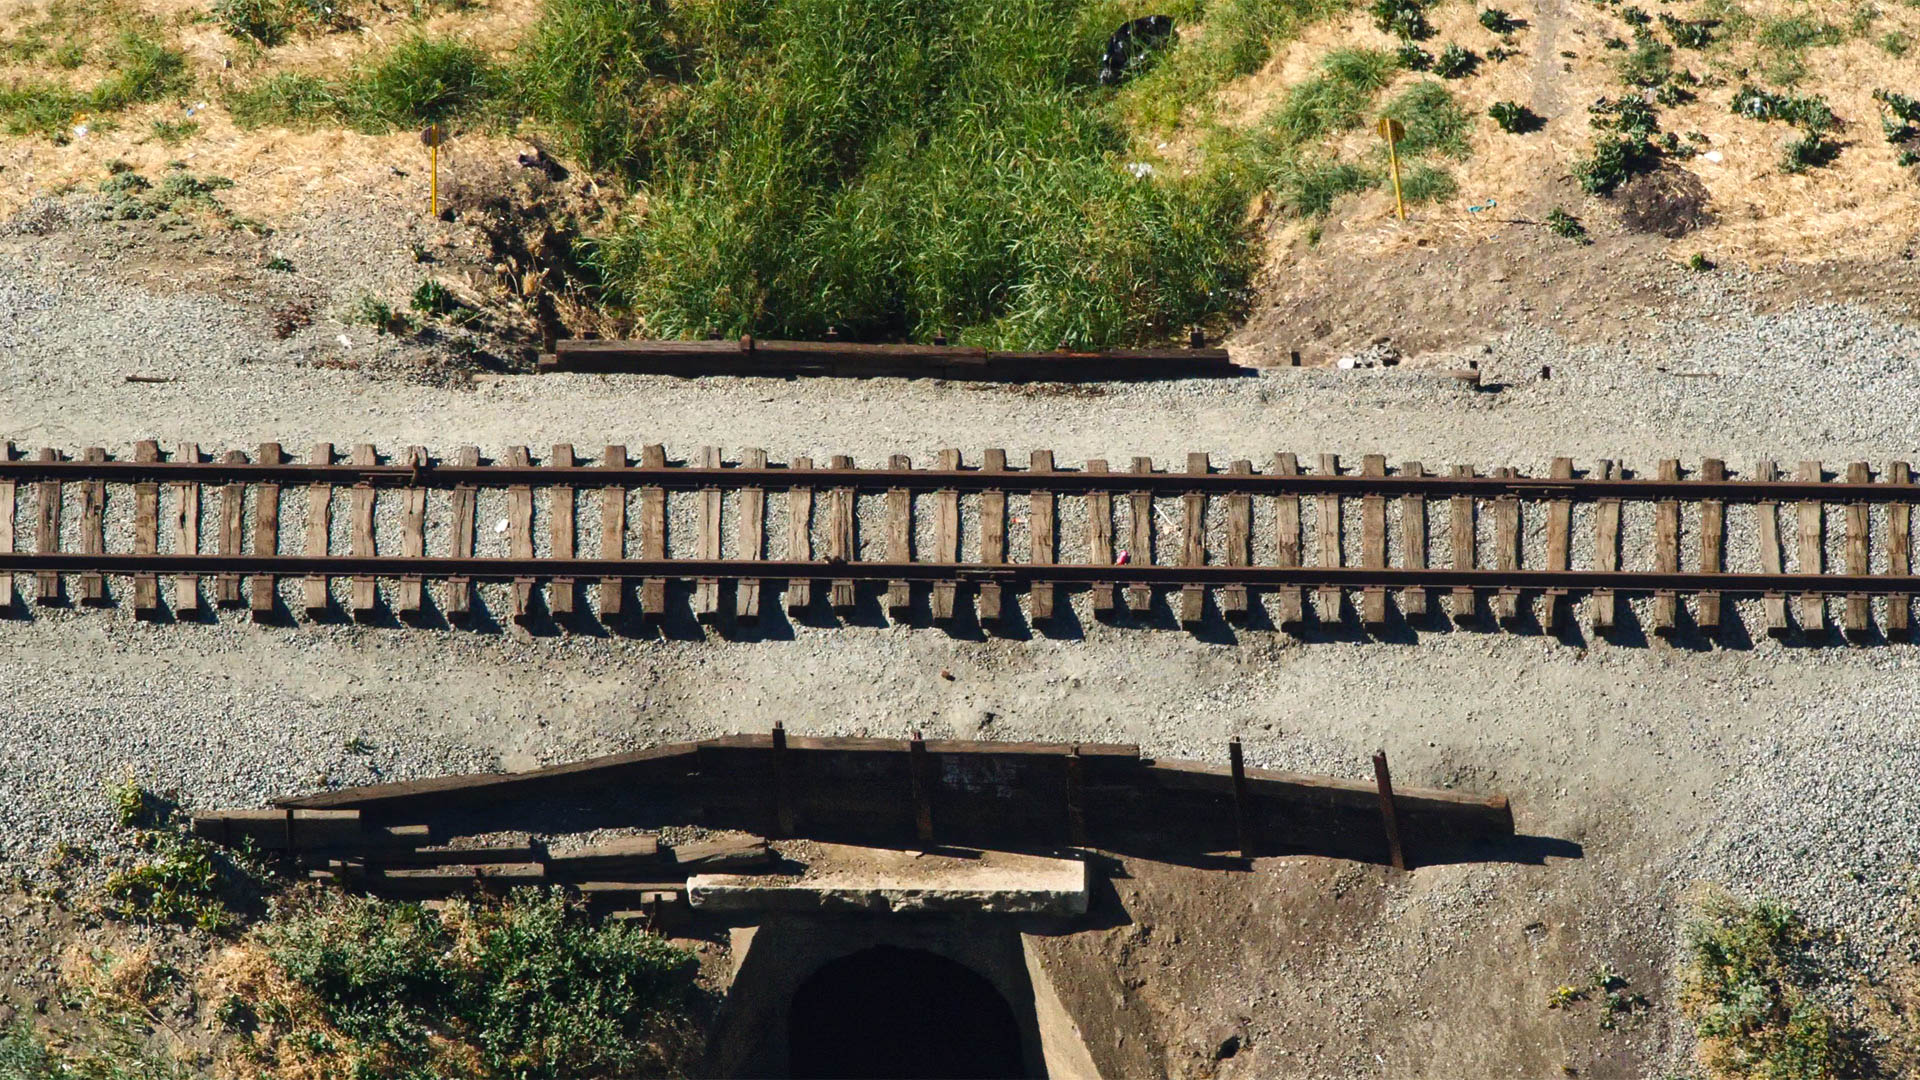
[1489,99,1542,133]
[1545,207,1591,243]
[229,35,502,133]
[1434,42,1479,78]
[1385,80,1472,157]
[1678,893,1867,1080]
[232,887,700,1078]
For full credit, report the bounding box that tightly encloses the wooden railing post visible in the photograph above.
[771,722,795,838]
[909,731,934,847]
[1229,737,1251,859]
[1372,750,1406,871]
[1065,746,1086,846]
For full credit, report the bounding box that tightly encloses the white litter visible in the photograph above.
[336,334,352,349]
[71,124,87,139]
[495,518,509,534]
[1704,150,1723,163]
[1125,161,1155,178]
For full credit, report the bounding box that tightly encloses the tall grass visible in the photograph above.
[566,0,1258,346]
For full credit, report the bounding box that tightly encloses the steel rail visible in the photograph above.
[1,460,1914,503]
[4,554,1916,595]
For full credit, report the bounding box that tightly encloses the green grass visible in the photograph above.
[1879,30,1912,56]
[1382,80,1471,158]
[229,35,502,133]
[1679,894,1867,1080]
[1111,0,1358,131]
[1267,48,1398,144]
[0,30,191,137]
[1755,15,1844,52]
[1399,162,1456,202]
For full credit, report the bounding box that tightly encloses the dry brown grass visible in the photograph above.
[1168,0,1920,273]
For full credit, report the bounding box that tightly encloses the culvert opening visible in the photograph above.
[787,945,1029,1079]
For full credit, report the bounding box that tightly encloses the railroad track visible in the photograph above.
[1,442,1914,640]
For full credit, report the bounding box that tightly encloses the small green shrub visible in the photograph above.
[104,827,268,933]
[1617,32,1673,86]
[1479,7,1519,33]
[1547,964,1650,1029]
[353,294,402,333]
[1545,207,1591,243]
[1731,85,1837,130]
[411,279,457,315]
[228,36,500,133]
[1434,43,1479,78]
[1488,100,1541,133]
[1687,252,1714,271]
[1881,31,1913,56]
[1659,13,1713,47]
[1679,894,1867,1080]
[260,888,699,1078]
[1781,130,1839,172]
[1575,133,1659,194]
[1370,0,1434,40]
[1620,5,1652,27]
[1396,41,1433,70]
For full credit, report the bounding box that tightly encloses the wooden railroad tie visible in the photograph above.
[0,448,1915,644]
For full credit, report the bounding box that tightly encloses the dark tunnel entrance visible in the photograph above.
[787,945,1030,1079]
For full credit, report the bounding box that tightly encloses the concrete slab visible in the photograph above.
[688,842,1089,915]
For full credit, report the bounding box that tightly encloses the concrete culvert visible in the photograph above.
[787,945,1029,1079]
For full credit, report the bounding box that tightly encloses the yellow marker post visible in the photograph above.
[421,123,445,217]
[1377,116,1406,222]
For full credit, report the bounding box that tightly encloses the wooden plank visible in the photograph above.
[1449,464,1476,625]
[639,444,668,620]
[1360,454,1387,629]
[1127,456,1154,614]
[351,444,379,621]
[211,449,247,608]
[1273,452,1303,628]
[1755,459,1787,637]
[786,456,814,615]
[1179,452,1208,627]
[1316,453,1341,620]
[170,444,199,615]
[827,453,856,615]
[884,454,913,621]
[1796,459,1825,634]
[1890,461,1912,639]
[0,441,12,613]
[736,448,766,622]
[1591,460,1620,632]
[695,446,725,621]
[1087,459,1115,616]
[446,446,478,623]
[131,440,160,618]
[394,446,425,620]
[251,443,285,621]
[1651,459,1680,636]
[301,443,333,618]
[978,449,1008,623]
[1843,457,1873,634]
[932,449,962,623]
[549,444,578,618]
[1221,459,1252,622]
[1398,461,1427,618]
[506,445,535,625]
[1491,466,1521,627]
[1543,457,1572,629]
[35,447,61,606]
[1696,458,1725,632]
[1029,451,1057,622]
[598,445,627,619]
[1845,461,1870,638]
[78,447,106,606]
